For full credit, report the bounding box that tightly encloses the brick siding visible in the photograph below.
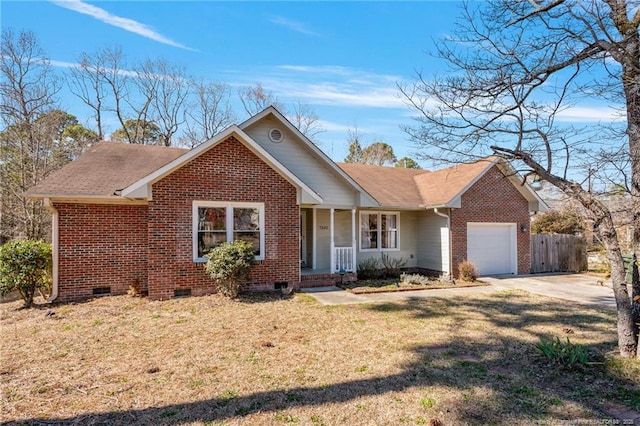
[54,203,148,302]
[53,136,300,302]
[450,165,531,277]
[146,136,300,300]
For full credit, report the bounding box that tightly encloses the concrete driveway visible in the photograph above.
[301,273,617,309]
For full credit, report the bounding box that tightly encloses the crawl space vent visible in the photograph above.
[174,288,192,298]
[268,128,283,143]
[92,287,111,296]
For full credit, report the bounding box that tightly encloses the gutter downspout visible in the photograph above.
[433,208,452,277]
[433,207,448,220]
[43,198,58,302]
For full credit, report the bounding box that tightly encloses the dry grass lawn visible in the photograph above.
[1,289,639,425]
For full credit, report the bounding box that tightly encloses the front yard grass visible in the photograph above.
[1,289,638,425]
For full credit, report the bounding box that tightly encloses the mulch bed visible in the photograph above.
[339,279,489,294]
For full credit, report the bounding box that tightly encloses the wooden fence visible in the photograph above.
[530,234,588,273]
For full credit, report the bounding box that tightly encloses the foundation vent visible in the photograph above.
[174,288,192,298]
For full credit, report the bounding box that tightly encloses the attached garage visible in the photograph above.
[467,223,517,275]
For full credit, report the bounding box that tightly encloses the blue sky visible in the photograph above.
[2,0,619,164]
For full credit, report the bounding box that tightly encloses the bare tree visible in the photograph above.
[125,58,160,144]
[140,58,189,146]
[0,29,61,241]
[184,80,235,147]
[289,100,325,142]
[238,82,285,116]
[399,0,640,357]
[344,126,366,163]
[67,50,108,140]
[91,46,137,143]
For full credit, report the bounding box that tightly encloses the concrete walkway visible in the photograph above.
[300,273,616,309]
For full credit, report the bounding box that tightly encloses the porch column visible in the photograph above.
[351,208,357,272]
[330,208,335,273]
[312,207,317,270]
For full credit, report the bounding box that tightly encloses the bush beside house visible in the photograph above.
[0,240,52,307]
[205,240,256,298]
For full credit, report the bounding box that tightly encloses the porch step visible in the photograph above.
[300,272,357,288]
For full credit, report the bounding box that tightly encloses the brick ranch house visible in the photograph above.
[26,107,547,302]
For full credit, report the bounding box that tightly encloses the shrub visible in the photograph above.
[0,240,52,307]
[205,241,255,298]
[357,258,381,280]
[380,253,408,278]
[536,337,589,370]
[457,260,478,282]
[400,273,432,285]
[531,208,586,235]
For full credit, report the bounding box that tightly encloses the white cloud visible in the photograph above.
[268,15,320,37]
[223,65,407,109]
[49,59,143,78]
[556,106,623,123]
[47,59,78,69]
[278,81,404,108]
[316,119,351,133]
[49,0,196,51]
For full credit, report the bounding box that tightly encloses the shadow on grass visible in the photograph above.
[3,291,638,425]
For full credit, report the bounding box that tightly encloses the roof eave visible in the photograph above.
[121,125,323,205]
[24,194,147,205]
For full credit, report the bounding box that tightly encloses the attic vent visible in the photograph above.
[268,128,283,143]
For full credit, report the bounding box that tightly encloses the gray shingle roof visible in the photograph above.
[25,142,187,198]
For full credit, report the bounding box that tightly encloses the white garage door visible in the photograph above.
[467,223,517,275]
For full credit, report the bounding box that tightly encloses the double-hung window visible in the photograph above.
[193,201,264,262]
[360,211,399,251]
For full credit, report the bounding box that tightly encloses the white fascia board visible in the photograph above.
[446,197,462,209]
[355,191,380,208]
[26,194,147,205]
[240,106,378,207]
[121,125,323,205]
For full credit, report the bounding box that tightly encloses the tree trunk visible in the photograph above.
[612,19,640,359]
[603,227,637,358]
[631,255,640,347]
[583,198,636,357]
[495,148,637,357]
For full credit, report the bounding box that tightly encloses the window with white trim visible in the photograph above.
[193,201,265,262]
[360,211,399,251]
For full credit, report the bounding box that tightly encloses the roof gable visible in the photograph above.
[121,126,323,204]
[339,157,547,211]
[240,107,378,207]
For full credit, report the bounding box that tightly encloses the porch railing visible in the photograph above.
[334,246,354,272]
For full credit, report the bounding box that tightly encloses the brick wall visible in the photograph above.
[147,136,300,300]
[55,203,148,302]
[450,165,531,276]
